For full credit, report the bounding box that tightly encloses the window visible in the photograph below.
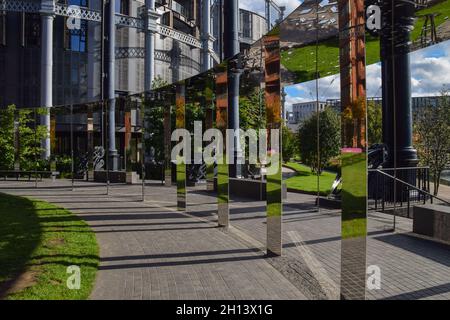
[22,13,41,48]
[240,11,252,39]
[116,0,130,15]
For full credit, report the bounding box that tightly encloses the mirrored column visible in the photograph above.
[264,29,283,256]
[205,73,215,192]
[338,0,368,300]
[176,82,187,211]
[215,63,230,227]
[164,104,172,187]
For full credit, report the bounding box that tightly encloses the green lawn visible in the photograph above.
[281,0,450,84]
[341,153,367,239]
[0,193,98,299]
[284,162,337,196]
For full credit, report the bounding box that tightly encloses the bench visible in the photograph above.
[0,170,60,181]
[413,204,450,243]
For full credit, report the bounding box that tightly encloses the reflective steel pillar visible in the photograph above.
[205,74,215,191]
[264,29,282,257]
[176,83,187,210]
[338,0,368,300]
[215,63,229,227]
[164,104,172,187]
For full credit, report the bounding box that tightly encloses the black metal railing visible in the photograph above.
[369,166,450,217]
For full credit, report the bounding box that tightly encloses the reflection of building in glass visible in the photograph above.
[237,9,267,49]
[0,0,268,109]
[327,96,442,114]
[291,100,327,123]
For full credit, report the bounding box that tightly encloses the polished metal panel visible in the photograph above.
[176,82,187,211]
[338,0,368,300]
[215,62,230,227]
[164,104,172,187]
[264,28,283,256]
[205,73,215,192]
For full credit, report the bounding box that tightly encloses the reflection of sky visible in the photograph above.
[240,0,303,21]
[285,40,450,112]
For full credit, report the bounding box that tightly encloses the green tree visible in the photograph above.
[0,105,16,170]
[414,89,450,195]
[297,107,340,173]
[282,125,296,163]
[367,100,382,145]
[17,108,48,171]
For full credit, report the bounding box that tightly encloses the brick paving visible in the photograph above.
[1,179,450,300]
[0,180,305,300]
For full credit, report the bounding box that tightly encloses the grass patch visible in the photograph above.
[0,193,98,300]
[341,153,367,239]
[284,162,337,195]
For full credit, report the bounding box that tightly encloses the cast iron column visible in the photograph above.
[224,0,242,177]
[40,0,55,159]
[381,0,418,168]
[265,0,271,30]
[144,0,156,91]
[106,0,118,170]
[201,0,212,72]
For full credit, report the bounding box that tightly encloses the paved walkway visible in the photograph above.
[1,179,450,300]
[0,180,305,300]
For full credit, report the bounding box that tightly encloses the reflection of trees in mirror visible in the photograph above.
[239,89,266,130]
[144,106,165,162]
[297,107,340,174]
[368,100,382,146]
[282,125,297,163]
[342,97,366,149]
[414,89,450,195]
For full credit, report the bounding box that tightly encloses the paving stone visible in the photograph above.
[2,180,449,300]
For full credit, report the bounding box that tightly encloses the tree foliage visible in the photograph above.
[239,89,266,130]
[0,105,47,170]
[282,125,296,163]
[367,100,382,145]
[414,89,450,195]
[0,105,15,170]
[297,107,340,173]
